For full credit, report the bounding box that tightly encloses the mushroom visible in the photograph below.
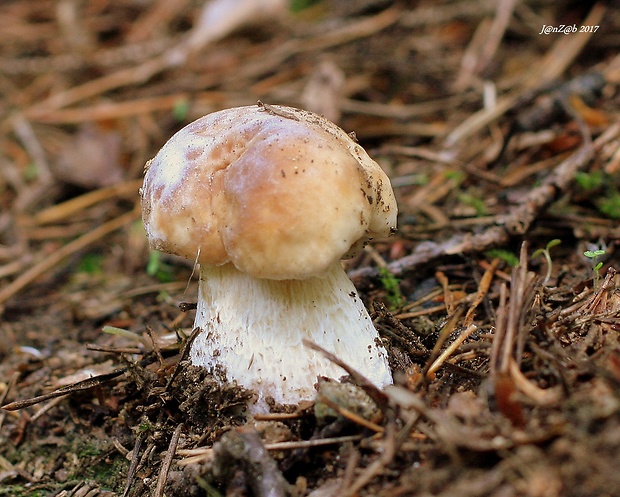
[140,103,397,412]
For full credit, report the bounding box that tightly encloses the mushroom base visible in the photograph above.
[191,263,392,412]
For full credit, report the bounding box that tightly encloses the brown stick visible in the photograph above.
[350,139,595,285]
[154,424,183,497]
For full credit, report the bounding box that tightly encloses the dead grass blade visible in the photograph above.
[178,434,365,467]
[122,432,146,497]
[1,368,127,411]
[426,324,479,377]
[154,423,183,497]
[316,394,385,434]
[464,258,500,327]
[421,306,465,381]
[31,179,142,225]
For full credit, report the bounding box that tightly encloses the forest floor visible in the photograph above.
[2,1,620,496]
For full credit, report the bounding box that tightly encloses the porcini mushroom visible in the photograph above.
[140,103,397,412]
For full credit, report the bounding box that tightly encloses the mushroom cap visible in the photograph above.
[141,104,397,280]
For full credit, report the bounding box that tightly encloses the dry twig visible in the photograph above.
[350,127,595,285]
[154,423,183,497]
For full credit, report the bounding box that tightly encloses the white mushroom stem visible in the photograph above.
[190,262,392,411]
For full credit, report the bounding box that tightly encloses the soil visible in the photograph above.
[2,1,620,496]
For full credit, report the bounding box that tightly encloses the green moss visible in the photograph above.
[86,457,128,489]
[64,438,128,491]
[575,170,604,190]
[77,442,102,459]
[0,485,54,497]
[76,253,104,274]
[379,267,405,309]
[597,192,620,219]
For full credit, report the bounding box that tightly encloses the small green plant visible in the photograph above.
[77,253,104,274]
[532,239,561,284]
[379,267,405,309]
[289,0,321,13]
[485,249,519,267]
[575,170,604,191]
[138,419,154,433]
[172,98,190,122]
[22,162,39,182]
[575,170,620,220]
[444,169,466,184]
[458,191,487,216]
[146,250,175,282]
[597,192,620,219]
[584,248,605,286]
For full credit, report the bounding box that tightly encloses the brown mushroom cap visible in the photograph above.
[141,104,397,280]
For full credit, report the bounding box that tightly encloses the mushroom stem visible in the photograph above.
[191,262,392,411]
